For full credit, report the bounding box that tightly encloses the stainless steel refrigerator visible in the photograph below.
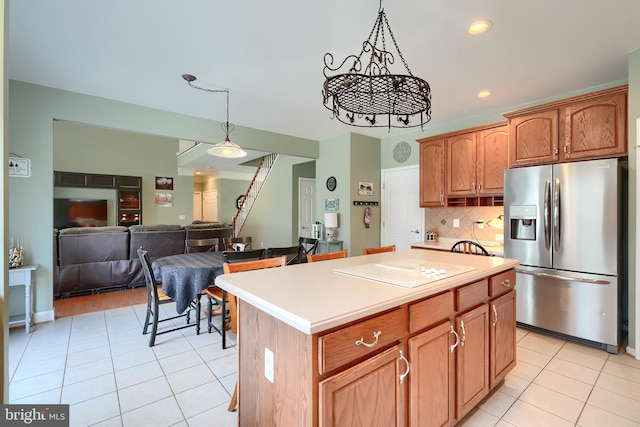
[504,158,626,353]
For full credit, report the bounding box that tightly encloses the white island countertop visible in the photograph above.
[215,249,518,335]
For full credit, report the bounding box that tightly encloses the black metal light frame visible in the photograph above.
[322,7,431,130]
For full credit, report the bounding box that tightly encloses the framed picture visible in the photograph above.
[358,181,373,196]
[325,198,339,211]
[155,176,174,190]
[155,192,173,207]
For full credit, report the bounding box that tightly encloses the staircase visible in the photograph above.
[232,153,278,237]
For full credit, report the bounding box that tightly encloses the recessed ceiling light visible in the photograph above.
[477,90,492,98]
[468,20,492,35]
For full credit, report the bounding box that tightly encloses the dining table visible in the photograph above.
[152,251,225,315]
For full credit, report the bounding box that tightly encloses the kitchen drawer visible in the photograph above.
[490,269,515,298]
[318,308,404,375]
[409,290,454,333]
[456,279,488,311]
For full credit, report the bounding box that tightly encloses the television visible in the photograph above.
[54,198,109,229]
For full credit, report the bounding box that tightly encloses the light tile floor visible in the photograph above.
[8,305,640,427]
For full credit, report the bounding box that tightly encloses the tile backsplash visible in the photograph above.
[425,206,505,243]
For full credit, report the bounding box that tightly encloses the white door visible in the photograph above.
[202,189,219,222]
[193,191,202,221]
[382,165,424,250]
[298,178,316,238]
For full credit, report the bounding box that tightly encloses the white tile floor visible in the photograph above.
[8,302,238,427]
[9,305,640,427]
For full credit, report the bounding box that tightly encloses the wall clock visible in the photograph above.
[326,176,337,191]
[236,195,245,209]
[393,141,411,163]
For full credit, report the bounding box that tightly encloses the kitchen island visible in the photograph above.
[216,249,519,426]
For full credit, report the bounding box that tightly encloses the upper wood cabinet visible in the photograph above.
[478,126,509,195]
[562,91,627,160]
[447,131,476,197]
[419,123,507,207]
[419,139,445,207]
[505,85,627,167]
[447,125,508,198]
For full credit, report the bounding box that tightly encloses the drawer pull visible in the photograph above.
[449,325,459,353]
[355,330,381,348]
[459,320,466,347]
[501,279,511,288]
[398,350,410,384]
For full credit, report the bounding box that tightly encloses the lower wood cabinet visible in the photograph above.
[237,269,517,427]
[490,290,517,387]
[408,321,456,427]
[455,304,490,419]
[319,344,406,427]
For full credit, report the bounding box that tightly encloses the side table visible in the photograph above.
[317,240,343,254]
[9,264,38,333]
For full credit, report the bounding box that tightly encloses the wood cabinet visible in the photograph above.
[505,85,627,167]
[455,304,490,419]
[419,139,445,207]
[319,344,406,427]
[447,125,508,198]
[117,175,142,226]
[237,267,517,427]
[418,122,507,208]
[408,321,455,427]
[490,290,517,387]
[447,131,476,197]
[54,171,143,226]
[477,126,509,195]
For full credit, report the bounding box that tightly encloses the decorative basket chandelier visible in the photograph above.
[322,5,431,130]
[182,74,247,158]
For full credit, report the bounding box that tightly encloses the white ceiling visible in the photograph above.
[8,1,640,172]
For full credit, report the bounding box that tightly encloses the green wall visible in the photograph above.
[7,80,318,319]
[53,121,193,226]
[317,134,352,251]
[349,133,381,255]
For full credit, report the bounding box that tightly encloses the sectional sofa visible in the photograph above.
[54,223,233,297]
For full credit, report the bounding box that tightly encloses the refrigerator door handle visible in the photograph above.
[515,268,611,285]
[553,178,561,252]
[544,179,551,251]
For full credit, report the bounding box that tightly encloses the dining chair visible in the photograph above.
[223,236,253,251]
[362,244,396,255]
[298,237,319,262]
[204,248,266,338]
[184,237,221,253]
[307,249,348,262]
[222,255,287,412]
[137,248,198,346]
[451,240,490,256]
[266,245,304,265]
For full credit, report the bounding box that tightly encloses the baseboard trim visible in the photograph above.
[34,310,55,324]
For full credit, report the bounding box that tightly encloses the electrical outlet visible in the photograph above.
[265,347,274,383]
[453,219,460,228]
[477,219,484,230]
[178,214,186,220]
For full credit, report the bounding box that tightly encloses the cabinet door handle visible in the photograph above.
[355,330,381,348]
[492,304,498,327]
[501,279,511,288]
[398,350,410,384]
[449,325,459,353]
[554,145,558,156]
[459,320,466,347]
